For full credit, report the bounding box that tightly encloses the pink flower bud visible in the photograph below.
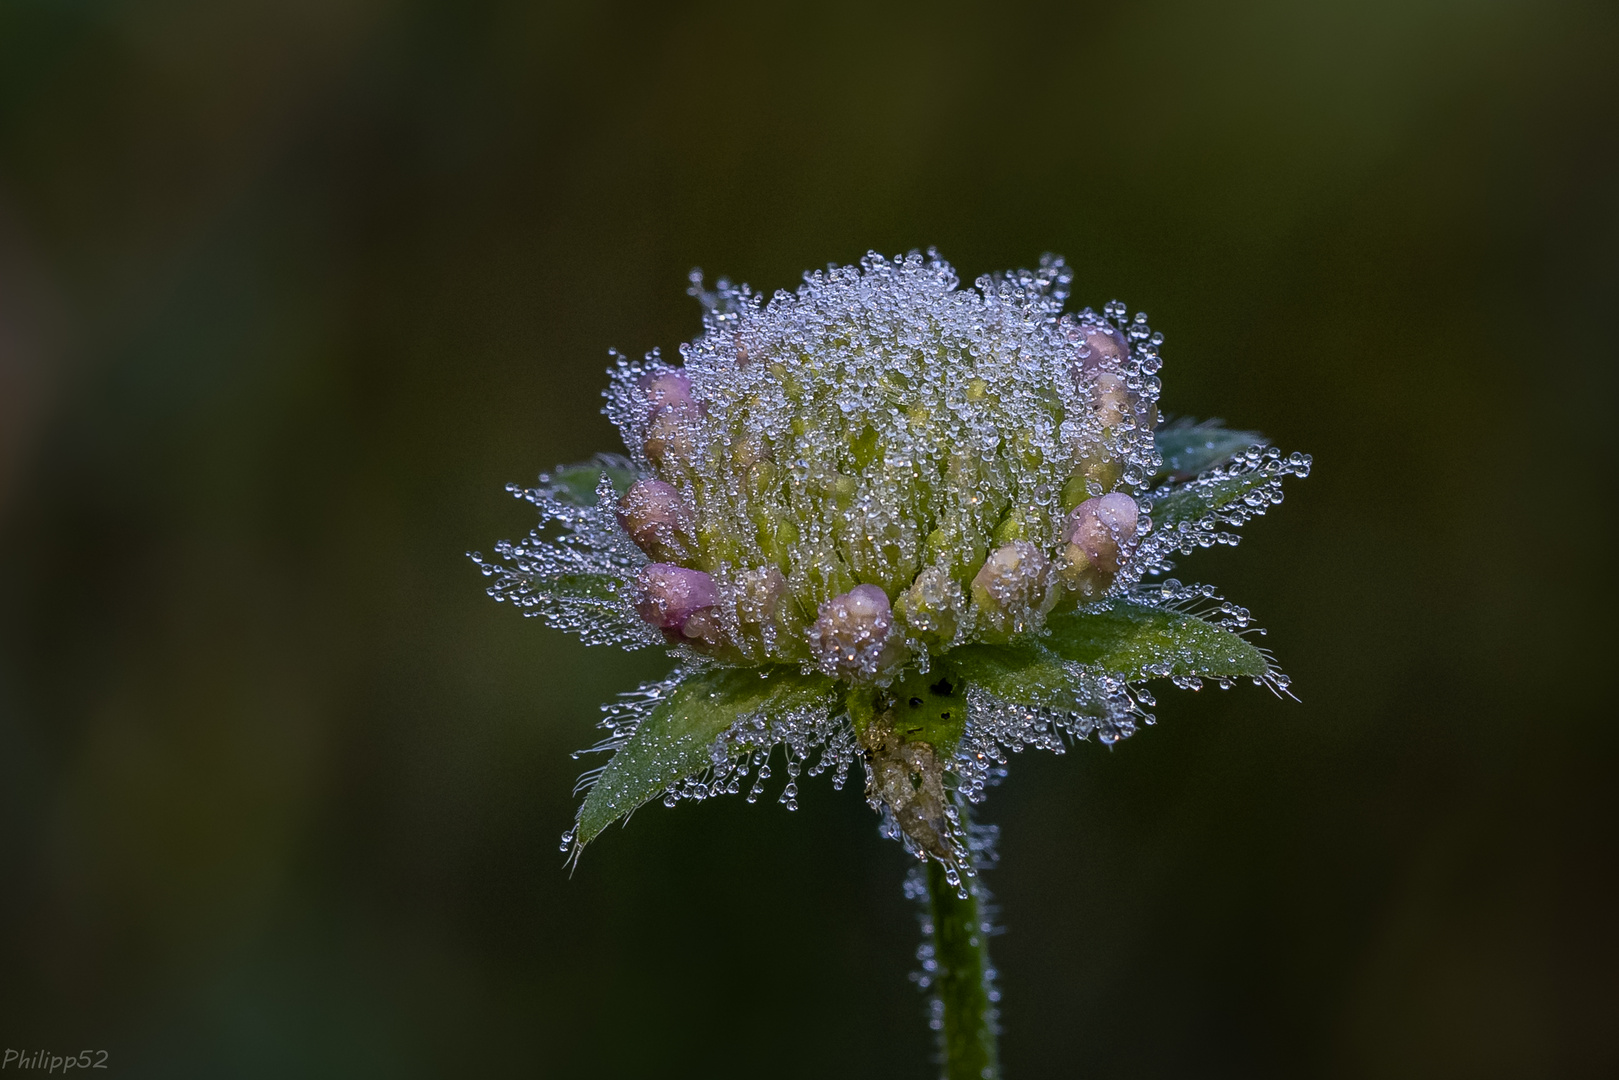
[1095,491,1139,543]
[640,370,694,412]
[970,541,1053,635]
[632,563,718,630]
[809,584,894,676]
[616,479,694,560]
[1067,320,1130,374]
[677,607,727,645]
[643,401,701,466]
[1063,493,1139,573]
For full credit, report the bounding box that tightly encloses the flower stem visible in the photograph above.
[926,852,1000,1079]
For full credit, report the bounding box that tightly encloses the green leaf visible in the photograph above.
[1041,599,1269,680]
[575,666,836,846]
[532,571,622,605]
[1154,419,1264,480]
[1149,470,1277,533]
[944,642,1100,713]
[548,456,639,506]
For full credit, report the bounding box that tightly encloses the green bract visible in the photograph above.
[471,251,1309,868]
[575,666,836,847]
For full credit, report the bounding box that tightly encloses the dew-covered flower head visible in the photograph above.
[473,250,1309,871]
[605,252,1162,680]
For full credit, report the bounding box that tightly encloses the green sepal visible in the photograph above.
[575,665,836,847]
[1149,470,1277,533]
[1041,599,1269,681]
[1154,419,1265,480]
[548,455,639,506]
[944,642,1099,714]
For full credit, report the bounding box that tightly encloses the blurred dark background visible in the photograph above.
[1,1,1615,1076]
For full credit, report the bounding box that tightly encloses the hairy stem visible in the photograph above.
[926,853,1000,1079]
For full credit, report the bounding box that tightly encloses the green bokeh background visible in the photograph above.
[2,2,1615,1076]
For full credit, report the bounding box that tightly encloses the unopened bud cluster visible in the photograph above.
[607,251,1163,682]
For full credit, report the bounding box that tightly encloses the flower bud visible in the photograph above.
[732,566,802,656]
[616,479,694,561]
[640,370,694,412]
[895,565,964,647]
[1097,490,1139,534]
[1058,494,1139,596]
[632,563,718,630]
[735,565,788,624]
[809,584,895,678]
[922,519,985,582]
[1067,319,1130,373]
[643,401,701,466]
[750,505,799,568]
[733,433,772,469]
[1059,458,1124,512]
[991,513,1028,544]
[676,607,727,644]
[1094,370,1130,428]
[970,541,1054,637]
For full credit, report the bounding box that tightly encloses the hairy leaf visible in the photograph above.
[1149,469,1278,533]
[548,455,639,506]
[1154,419,1265,480]
[1042,599,1268,680]
[945,642,1099,713]
[529,571,622,606]
[576,666,835,846]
